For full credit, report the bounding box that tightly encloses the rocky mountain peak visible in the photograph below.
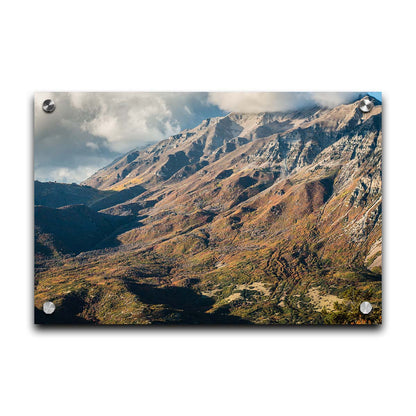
[82,97,380,191]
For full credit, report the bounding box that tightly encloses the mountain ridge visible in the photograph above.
[82,97,380,191]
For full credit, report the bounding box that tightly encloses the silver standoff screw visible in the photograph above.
[359,301,373,315]
[42,99,56,113]
[359,98,374,113]
[43,301,56,314]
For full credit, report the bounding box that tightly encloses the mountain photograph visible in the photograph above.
[34,92,382,325]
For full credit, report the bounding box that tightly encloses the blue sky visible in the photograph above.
[369,92,382,101]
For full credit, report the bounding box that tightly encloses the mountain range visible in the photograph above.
[34,96,382,325]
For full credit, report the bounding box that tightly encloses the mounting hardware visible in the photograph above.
[359,98,374,113]
[43,301,56,314]
[42,99,56,113]
[360,301,373,315]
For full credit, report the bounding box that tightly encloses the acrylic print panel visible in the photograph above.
[34,92,382,325]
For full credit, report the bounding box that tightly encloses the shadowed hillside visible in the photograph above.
[34,180,113,208]
[35,204,135,255]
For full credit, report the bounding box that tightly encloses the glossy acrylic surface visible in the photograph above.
[34,92,382,325]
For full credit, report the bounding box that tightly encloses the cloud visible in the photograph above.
[35,165,104,184]
[34,92,120,184]
[208,92,361,113]
[86,142,99,150]
[310,92,362,108]
[68,93,181,153]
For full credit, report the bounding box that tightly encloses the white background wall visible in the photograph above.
[1,1,414,415]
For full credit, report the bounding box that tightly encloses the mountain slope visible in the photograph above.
[35,97,382,325]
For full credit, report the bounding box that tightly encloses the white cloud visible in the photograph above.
[311,92,361,107]
[68,93,182,153]
[35,165,103,184]
[85,142,99,150]
[208,92,361,113]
